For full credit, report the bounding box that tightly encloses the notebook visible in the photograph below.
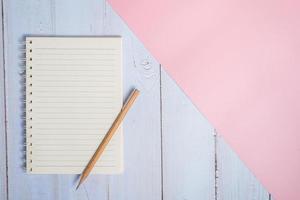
[26,37,123,174]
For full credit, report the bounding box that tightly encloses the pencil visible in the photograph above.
[76,89,140,189]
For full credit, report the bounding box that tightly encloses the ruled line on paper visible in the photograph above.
[35,58,116,61]
[33,70,115,73]
[33,151,115,155]
[32,85,115,88]
[32,155,115,159]
[34,128,112,130]
[32,140,118,143]
[32,143,119,147]
[34,106,116,109]
[32,137,114,141]
[34,110,116,114]
[34,89,116,93]
[34,156,114,160]
[32,132,118,136]
[33,147,118,151]
[34,160,116,163]
[36,101,115,105]
[35,47,118,50]
[36,53,118,55]
[33,94,117,97]
[33,150,115,155]
[34,165,117,168]
[34,163,117,167]
[35,116,114,119]
[34,99,117,102]
[32,75,116,78]
[33,70,117,74]
[33,133,110,136]
[35,64,116,66]
[34,116,116,120]
[32,150,116,154]
[33,149,116,153]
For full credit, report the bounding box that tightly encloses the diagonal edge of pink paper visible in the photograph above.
[108,0,300,199]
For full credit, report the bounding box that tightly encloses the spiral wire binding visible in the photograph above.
[25,39,33,172]
[19,40,27,171]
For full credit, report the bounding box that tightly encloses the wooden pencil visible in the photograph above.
[76,89,140,189]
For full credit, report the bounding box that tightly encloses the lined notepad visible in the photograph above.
[26,37,123,174]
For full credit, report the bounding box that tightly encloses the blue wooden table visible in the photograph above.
[0,0,272,199]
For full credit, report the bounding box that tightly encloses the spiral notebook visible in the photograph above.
[26,37,123,174]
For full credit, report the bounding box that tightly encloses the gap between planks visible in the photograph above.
[159,64,164,200]
[0,0,9,199]
[214,130,218,200]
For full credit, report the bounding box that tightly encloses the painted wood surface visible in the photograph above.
[0,0,8,199]
[103,3,162,200]
[3,0,161,199]
[161,68,215,200]
[4,0,107,199]
[1,0,271,199]
[217,135,270,200]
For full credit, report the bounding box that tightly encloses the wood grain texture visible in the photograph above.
[217,135,270,200]
[161,68,215,200]
[0,0,8,199]
[104,3,162,200]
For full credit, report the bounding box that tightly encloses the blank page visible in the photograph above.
[26,37,123,174]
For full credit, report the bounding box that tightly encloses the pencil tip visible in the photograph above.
[76,182,80,190]
[76,177,82,190]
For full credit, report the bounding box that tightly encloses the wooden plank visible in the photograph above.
[104,3,162,200]
[51,1,108,199]
[217,135,270,200]
[4,1,60,199]
[161,68,215,200]
[0,0,8,198]
[3,0,108,199]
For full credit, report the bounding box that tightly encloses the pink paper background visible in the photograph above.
[108,0,300,199]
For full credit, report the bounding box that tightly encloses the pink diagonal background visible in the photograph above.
[108,0,300,199]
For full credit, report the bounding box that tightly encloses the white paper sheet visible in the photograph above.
[26,37,123,174]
